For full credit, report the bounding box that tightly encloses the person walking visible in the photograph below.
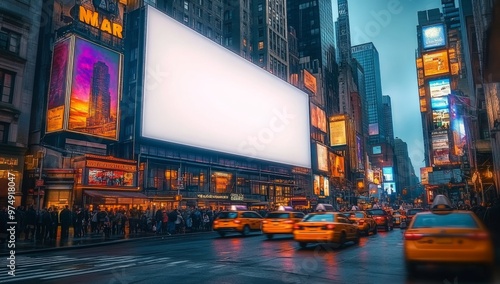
[60,205,72,239]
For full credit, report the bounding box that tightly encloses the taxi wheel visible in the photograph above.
[364,228,369,236]
[372,225,378,235]
[242,225,251,236]
[218,231,226,237]
[266,234,274,239]
[405,262,416,277]
[299,242,307,248]
[339,232,347,246]
[385,224,390,231]
[353,232,360,244]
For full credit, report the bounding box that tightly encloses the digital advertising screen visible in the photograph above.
[316,143,329,172]
[88,168,135,186]
[383,182,396,195]
[303,69,317,95]
[449,95,467,156]
[422,23,446,50]
[311,104,327,132]
[329,152,345,178]
[429,78,451,98]
[423,50,450,77]
[433,109,450,129]
[431,96,449,109]
[313,175,329,197]
[432,130,450,165]
[382,167,394,182]
[46,38,71,133]
[68,37,121,140]
[142,6,311,168]
[369,123,379,136]
[329,118,347,146]
[372,145,382,155]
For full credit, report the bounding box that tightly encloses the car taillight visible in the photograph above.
[284,220,294,224]
[358,220,364,224]
[293,224,302,230]
[466,232,490,240]
[404,233,424,240]
[213,220,218,224]
[233,219,241,224]
[262,220,268,224]
[322,224,335,230]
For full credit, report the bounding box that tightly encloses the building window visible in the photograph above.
[0,30,21,55]
[243,37,247,47]
[184,1,189,10]
[0,122,8,143]
[225,37,232,46]
[184,14,189,23]
[258,41,264,50]
[0,69,15,104]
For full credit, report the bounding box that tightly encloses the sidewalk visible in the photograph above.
[0,227,203,255]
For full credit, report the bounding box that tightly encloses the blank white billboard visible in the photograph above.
[142,6,311,168]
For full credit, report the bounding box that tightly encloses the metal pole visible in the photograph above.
[37,151,45,214]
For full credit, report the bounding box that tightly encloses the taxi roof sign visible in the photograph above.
[315,203,334,212]
[230,205,247,211]
[278,206,294,211]
[431,195,453,211]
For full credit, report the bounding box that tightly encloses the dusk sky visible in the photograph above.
[332,0,444,179]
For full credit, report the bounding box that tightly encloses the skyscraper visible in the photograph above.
[287,0,337,115]
[87,61,112,127]
[352,42,385,144]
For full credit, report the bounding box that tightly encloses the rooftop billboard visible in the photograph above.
[142,6,311,168]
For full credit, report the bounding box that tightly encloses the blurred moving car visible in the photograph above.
[405,208,425,223]
[366,208,394,231]
[404,195,494,279]
[262,206,305,239]
[392,211,407,228]
[293,211,359,248]
[213,205,263,237]
[347,211,378,235]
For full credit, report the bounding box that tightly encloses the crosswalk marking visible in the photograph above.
[0,255,223,283]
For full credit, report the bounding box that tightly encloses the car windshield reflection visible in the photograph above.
[412,214,479,229]
[304,214,334,222]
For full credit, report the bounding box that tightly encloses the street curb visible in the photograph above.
[1,231,211,256]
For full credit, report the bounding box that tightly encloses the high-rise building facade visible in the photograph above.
[352,43,385,145]
[0,0,42,207]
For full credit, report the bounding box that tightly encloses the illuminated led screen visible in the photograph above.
[142,6,311,168]
[422,23,446,50]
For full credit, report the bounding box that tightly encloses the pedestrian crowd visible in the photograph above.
[0,205,222,243]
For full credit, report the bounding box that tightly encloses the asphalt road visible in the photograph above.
[1,229,497,284]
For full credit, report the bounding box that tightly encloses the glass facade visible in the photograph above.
[352,43,385,144]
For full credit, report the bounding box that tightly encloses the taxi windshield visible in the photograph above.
[217,212,238,219]
[367,209,385,216]
[412,213,479,229]
[304,214,334,222]
[350,212,365,218]
[266,212,291,218]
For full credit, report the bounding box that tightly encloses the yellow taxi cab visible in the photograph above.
[392,211,407,227]
[347,211,378,235]
[213,205,263,237]
[403,195,494,278]
[262,206,305,239]
[293,204,359,248]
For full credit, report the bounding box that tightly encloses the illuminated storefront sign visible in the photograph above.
[432,130,450,165]
[79,6,123,38]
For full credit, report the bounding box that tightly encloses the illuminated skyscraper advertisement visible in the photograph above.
[46,38,71,132]
[449,94,468,156]
[68,37,121,140]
